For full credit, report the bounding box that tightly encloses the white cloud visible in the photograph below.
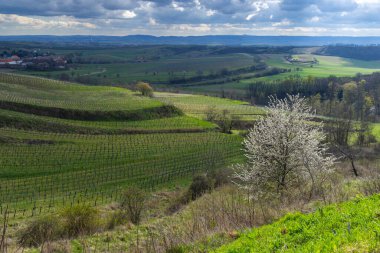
[206,9,216,16]
[309,16,320,22]
[171,23,211,32]
[0,14,96,29]
[355,0,380,4]
[122,10,136,19]
[272,18,291,26]
[149,17,157,25]
[246,13,257,21]
[172,1,185,12]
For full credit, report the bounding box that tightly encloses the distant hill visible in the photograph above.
[2,35,380,46]
[317,45,380,60]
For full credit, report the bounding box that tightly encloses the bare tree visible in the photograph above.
[233,95,336,199]
[121,186,146,225]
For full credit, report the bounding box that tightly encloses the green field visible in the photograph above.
[265,54,380,77]
[8,45,380,100]
[1,44,380,252]
[155,92,264,120]
[16,47,257,84]
[0,73,162,111]
[0,129,242,214]
[216,194,380,252]
[0,73,244,217]
[0,109,215,133]
[182,54,380,95]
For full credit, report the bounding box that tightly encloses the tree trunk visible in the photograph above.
[349,157,359,177]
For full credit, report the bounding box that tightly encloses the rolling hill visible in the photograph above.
[0,73,244,217]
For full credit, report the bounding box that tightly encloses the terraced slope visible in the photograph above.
[0,73,180,121]
[0,109,215,134]
[0,73,216,132]
[0,73,243,218]
[0,129,243,215]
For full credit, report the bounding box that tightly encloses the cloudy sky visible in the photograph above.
[0,0,379,36]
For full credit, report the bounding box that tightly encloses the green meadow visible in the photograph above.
[183,54,380,95]
[217,194,380,253]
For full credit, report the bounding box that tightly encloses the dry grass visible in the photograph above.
[15,158,380,252]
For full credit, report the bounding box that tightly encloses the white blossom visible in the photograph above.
[234,94,336,199]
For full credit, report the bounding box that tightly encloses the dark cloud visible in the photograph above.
[281,0,358,12]
[0,0,379,36]
[0,0,137,18]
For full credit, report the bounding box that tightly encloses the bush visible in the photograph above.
[136,82,154,97]
[187,175,212,201]
[61,204,99,237]
[120,186,146,225]
[106,210,129,230]
[167,170,232,214]
[361,176,380,195]
[166,245,186,253]
[207,168,232,188]
[18,215,62,247]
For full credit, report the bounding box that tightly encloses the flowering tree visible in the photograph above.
[234,95,336,199]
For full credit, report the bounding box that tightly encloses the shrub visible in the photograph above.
[361,176,380,195]
[106,210,129,230]
[205,106,218,121]
[120,186,146,225]
[207,168,232,188]
[166,245,186,253]
[136,82,154,97]
[61,204,99,237]
[187,175,212,201]
[168,171,230,213]
[17,215,62,247]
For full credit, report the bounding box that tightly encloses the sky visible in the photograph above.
[0,0,380,36]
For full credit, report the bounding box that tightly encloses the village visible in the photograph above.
[0,54,67,70]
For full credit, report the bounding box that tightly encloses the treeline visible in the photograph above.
[248,76,341,104]
[317,45,380,61]
[1,49,50,58]
[247,73,380,120]
[0,101,182,121]
[211,46,296,55]
[167,63,267,84]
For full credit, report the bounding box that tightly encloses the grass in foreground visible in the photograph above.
[216,194,380,253]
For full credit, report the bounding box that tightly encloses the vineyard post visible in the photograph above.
[0,206,9,253]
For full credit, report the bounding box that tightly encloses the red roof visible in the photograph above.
[0,59,13,63]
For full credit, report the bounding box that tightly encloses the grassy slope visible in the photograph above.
[216,194,380,253]
[0,73,162,111]
[155,92,264,120]
[0,73,243,214]
[372,123,380,141]
[0,108,215,133]
[0,129,243,212]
